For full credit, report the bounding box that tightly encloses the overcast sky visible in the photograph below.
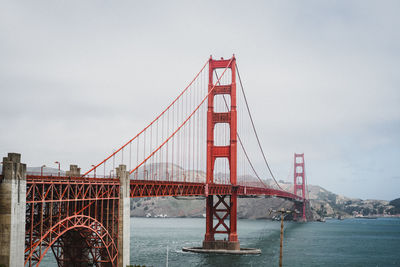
[1,1,399,200]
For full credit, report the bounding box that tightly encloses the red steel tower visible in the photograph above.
[203,56,240,250]
[294,153,307,221]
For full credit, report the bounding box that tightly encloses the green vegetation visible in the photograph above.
[388,198,400,214]
[316,205,327,217]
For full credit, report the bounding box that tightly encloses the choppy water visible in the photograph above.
[42,217,400,266]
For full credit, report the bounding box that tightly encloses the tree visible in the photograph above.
[389,198,400,214]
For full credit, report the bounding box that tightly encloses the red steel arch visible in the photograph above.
[25,176,120,266]
[25,215,117,266]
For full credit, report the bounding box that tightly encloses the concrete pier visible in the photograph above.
[116,164,130,267]
[0,153,26,267]
[183,246,261,255]
[66,164,81,176]
[203,240,240,251]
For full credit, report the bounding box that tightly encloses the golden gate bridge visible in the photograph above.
[0,55,311,266]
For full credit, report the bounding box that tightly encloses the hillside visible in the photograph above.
[130,181,398,220]
[130,196,297,219]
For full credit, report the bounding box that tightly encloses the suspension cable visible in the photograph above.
[129,58,234,175]
[82,59,209,177]
[214,70,268,188]
[235,63,283,190]
[304,159,310,200]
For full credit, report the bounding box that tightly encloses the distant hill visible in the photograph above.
[130,179,398,220]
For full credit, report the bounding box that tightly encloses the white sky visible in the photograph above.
[1,1,399,200]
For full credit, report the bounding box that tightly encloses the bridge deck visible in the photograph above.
[26,175,303,202]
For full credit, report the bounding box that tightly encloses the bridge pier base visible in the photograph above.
[203,240,240,251]
[117,164,130,267]
[203,194,240,251]
[0,153,26,267]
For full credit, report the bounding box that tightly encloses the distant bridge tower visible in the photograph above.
[203,55,240,250]
[294,153,307,221]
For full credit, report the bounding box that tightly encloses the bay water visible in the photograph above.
[42,217,400,266]
[130,217,400,267]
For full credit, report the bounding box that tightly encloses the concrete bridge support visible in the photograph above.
[66,164,81,176]
[0,153,26,267]
[117,164,130,267]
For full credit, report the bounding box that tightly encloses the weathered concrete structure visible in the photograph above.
[66,164,81,176]
[0,153,26,267]
[116,164,130,267]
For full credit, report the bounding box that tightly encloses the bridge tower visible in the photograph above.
[203,55,240,250]
[294,153,307,221]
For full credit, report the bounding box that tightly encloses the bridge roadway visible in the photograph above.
[26,174,304,202]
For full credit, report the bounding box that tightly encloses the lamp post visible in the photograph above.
[41,165,46,176]
[91,165,96,178]
[269,208,299,267]
[109,170,114,178]
[55,161,60,176]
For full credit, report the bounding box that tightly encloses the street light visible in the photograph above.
[41,165,46,176]
[55,161,60,176]
[91,165,96,178]
[269,208,299,267]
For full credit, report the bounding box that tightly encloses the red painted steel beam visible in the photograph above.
[25,175,120,267]
[27,175,305,201]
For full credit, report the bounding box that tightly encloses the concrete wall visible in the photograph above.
[66,164,81,176]
[0,153,26,267]
[117,164,130,267]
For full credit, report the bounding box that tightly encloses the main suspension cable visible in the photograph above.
[214,70,268,188]
[82,59,209,177]
[129,58,234,175]
[235,63,283,190]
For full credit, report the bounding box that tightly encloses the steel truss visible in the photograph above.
[25,175,119,267]
[24,175,305,266]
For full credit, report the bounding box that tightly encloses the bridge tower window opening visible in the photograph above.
[297,176,303,185]
[213,158,230,185]
[213,68,232,85]
[296,166,303,173]
[213,123,230,147]
[213,94,231,113]
[296,156,303,164]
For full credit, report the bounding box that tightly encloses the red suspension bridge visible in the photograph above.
[0,55,311,267]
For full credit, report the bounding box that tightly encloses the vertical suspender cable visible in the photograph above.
[235,63,283,190]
